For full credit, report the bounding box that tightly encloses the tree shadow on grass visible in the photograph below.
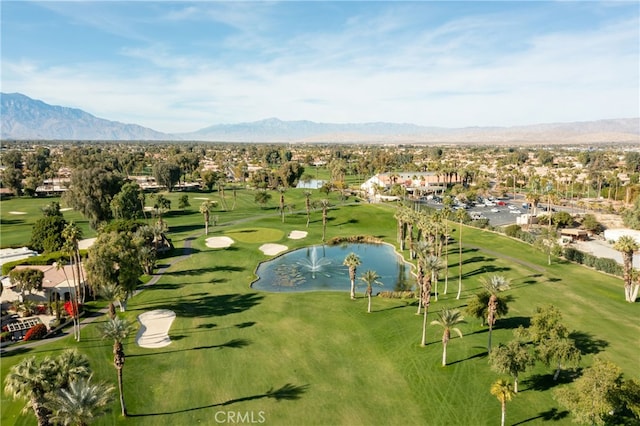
[496,316,530,330]
[522,369,582,392]
[462,265,511,279]
[570,331,609,355]
[448,349,488,365]
[163,265,246,277]
[130,338,251,358]
[128,383,309,417]
[462,255,496,265]
[155,292,264,318]
[512,408,570,425]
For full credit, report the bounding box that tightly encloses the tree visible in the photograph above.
[2,166,24,196]
[85,231,143,305]
[110,182,144,220]
[581,214,602,235]
[62,222,84,340]
[100,317,135,417]
[99,282,125,320]
[319,199,331,242]
[63,168,124,229]
[343,252,361,300]
[554,357,639,426]
[152,194,171,223]
[4,350,91,426]
[153,162,181,192]
[30,215,68,253]
[455,208,466,299]
[359,270,382,313]
[528,305,581,380]
[278,187,286,223]
[45,377,114,426]
[9,268,44,299]
[254,191,271,209]
[178,194,190,210]
[430,308,465,366]
[490,379,515,426]
[304,190,312,228]
[613,235,639,302]
[481,275,510,353]
[490,340,534,393]
[464,291,509,327]
[200,201,213,235]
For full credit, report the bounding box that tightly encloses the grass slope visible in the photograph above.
[1,198,638,426]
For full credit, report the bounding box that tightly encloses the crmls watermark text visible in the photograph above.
[214,411,267,424]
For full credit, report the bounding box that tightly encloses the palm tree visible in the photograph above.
[4,350,91,426]
[343,252,361,300]
[45,377,114,426]
[430,308,465,366]
[199,201,212,235]
[490,379,515,426]
[303,190,312,228]
[359,270,382,313]
[98,282,125,319]
[278,186,286,223]
[319,199,330,242]
[100,318,135,417]
[481,275,511,353]
[455,208,466,300]
[613,235,639,302]
[62,222,83,340]
[420,255,441,346]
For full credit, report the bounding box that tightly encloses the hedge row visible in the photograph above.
[563,247,624,276]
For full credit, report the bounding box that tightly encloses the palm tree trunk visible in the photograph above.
[367,293,371,313]
[457,224,463,299]
[500,402,506,426]
[554,363,561,381]
[514,375,519,393]
[117,366,127,416]
[442,342,448,366]
[421,306,428,346]
[350,279,355,300]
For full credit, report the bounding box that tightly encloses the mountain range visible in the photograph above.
[2,92,639,144]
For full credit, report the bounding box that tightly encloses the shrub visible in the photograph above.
[1,331,11,342]
[24,323,47,341]
[504,224,521,238]
[378,291,416,299]
[64,301,81,317]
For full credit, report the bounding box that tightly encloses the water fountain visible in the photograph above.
[296,246,332,278]
[252,243,413,293]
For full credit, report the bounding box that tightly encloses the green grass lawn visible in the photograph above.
[1,198,638,425]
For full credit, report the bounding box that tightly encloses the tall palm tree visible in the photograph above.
[343,252,361,300]
[359,270,382,313]
[490,379,515,426]
[100,318,135,417]
[45,377,114,426]
[62,222,83,340]
[420,255,441,346]
[277,186,286,223]
[482,275,511,353]
[319,199,330,242]
[430,308,465,366]
[613,235,639,302]
[455,208,466,300]
[199,201,211,235]
[303,190,312,228]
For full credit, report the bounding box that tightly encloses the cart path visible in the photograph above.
[1,233,200,354]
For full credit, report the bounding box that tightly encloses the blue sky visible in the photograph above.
[2,1,639,133]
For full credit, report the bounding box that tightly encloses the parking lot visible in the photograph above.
[417,197,526,227]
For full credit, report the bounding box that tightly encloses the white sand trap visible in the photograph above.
[136,309,176,348]
[288,230,308,240]
[59,207,73,212]
[260,243,288,256]
[193,197,210,200]
[205,236,234,248]
[143,206,154,211]
[8,211,27,215]
[78,238,97,250]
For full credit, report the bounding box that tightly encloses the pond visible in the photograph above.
[252,243,414,293]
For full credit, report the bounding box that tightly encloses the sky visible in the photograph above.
[1,1,639,134]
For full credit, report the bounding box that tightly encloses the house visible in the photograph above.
[360,172,461,198]
[560,228,589,242]
[3,264,86,303]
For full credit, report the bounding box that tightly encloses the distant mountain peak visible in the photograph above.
[2,92,638,143]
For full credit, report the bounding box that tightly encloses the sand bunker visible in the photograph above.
[136,309,176,349]
[8,211,27,215]
[260,243,288,256]
[205,236,234,248]
[288,230,308,239]
[193,197,210,200]
[78,238,96,250]
[59,208,73,212]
